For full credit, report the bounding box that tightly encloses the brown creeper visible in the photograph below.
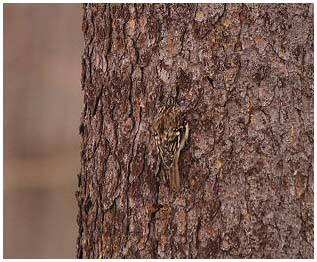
[153,98,189,192]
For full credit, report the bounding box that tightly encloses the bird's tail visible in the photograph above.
[169,158,180,192]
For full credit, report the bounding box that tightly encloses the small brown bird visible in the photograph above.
[153,97,189,192]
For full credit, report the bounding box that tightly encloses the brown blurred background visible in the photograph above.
[4,4,83,258]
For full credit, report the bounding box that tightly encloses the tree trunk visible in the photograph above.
[76,3,313,258]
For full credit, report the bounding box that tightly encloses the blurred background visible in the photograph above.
[4,4,83,258]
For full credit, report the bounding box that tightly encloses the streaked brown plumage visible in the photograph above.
[153,98,189,192]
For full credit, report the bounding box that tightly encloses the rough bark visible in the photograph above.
[76,3,313,258]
